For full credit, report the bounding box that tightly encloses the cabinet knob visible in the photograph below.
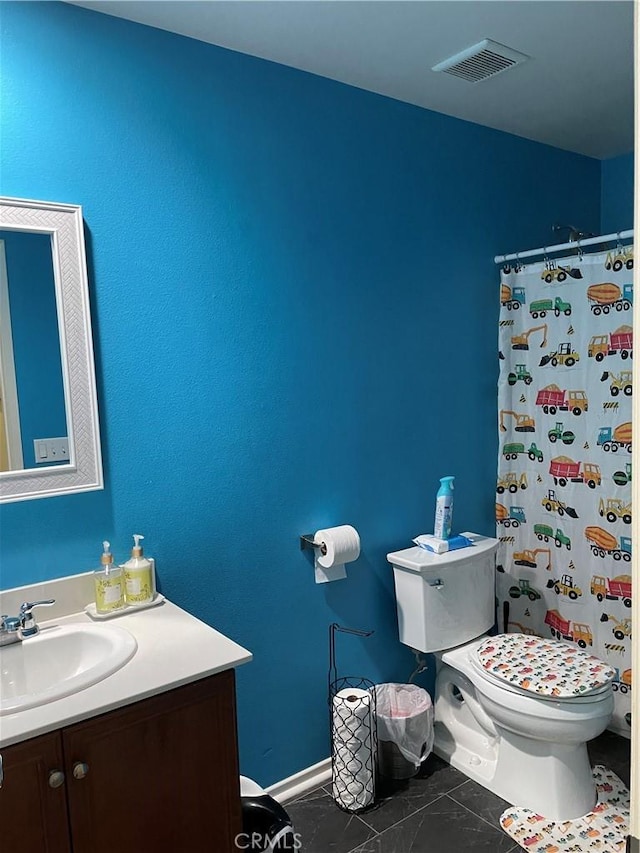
[72,762,90,780]
[48,770,65,788]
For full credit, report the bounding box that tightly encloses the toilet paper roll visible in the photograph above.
[314,525,360,584]
[316,525,360,568]
[331,687,375,811]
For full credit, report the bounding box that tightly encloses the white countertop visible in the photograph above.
[0,598,252,748]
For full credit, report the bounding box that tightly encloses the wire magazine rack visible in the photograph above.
[328,623,377,813]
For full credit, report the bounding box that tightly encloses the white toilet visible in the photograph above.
[387,533,615,821]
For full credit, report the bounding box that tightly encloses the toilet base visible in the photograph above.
[433,719,499,791]
[433,664,601,821]
[433,721,596,821]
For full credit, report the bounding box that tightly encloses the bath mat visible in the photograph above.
[500,766,629,852]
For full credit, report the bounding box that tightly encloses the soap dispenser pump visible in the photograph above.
[94,540,125,614]
[123,534,155,605]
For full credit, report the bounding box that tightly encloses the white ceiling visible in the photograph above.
[69,0,634,159]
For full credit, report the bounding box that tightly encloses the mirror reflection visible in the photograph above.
[0,229,67,472]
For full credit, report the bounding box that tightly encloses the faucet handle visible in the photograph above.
[19,599,56,615]
[19,599,55,637]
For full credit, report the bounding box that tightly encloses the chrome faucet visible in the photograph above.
[0,599,55,646]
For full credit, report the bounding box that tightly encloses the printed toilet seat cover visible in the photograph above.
[475,634,616,698]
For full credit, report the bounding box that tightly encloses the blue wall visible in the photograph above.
[0,2,601,785]
[1,229,67,466]
[601,152,634,234]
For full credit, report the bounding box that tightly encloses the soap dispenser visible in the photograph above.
[94,541,125,614]
[123,534,155,605]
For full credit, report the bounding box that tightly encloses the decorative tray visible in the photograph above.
[84,593,165,620]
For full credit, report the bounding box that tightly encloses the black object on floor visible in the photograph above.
[240,776,296,851]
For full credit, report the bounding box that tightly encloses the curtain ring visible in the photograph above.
[576,238,583,262]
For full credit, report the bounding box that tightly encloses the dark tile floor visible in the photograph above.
[285,732,631,853]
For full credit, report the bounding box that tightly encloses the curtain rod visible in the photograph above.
[494,229,634,265]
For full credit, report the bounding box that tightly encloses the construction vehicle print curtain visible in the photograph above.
[497,245,633,736]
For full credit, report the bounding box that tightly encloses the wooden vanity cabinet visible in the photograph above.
[0,730,71,852]
[0,670,243,853]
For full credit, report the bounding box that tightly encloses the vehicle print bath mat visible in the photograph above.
[500,766,629,852]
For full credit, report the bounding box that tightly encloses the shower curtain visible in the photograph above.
[497,246,633,735]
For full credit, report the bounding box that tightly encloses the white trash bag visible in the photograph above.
[374,683,434,772]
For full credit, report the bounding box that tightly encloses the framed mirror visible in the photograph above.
[0,197,103,503]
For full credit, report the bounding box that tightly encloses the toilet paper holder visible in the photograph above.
[300,533,328,556]
[328,623,377,814]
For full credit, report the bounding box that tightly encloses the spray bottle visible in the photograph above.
[433,476,454,540]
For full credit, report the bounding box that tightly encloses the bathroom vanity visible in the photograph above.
[0,582,252,853]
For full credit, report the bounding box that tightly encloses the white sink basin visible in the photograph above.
[0,623,137,715]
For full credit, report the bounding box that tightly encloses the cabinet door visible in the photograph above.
[0,731,71,852]
[63,670,242,853]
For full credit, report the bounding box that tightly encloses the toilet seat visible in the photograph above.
[473,634,615,699]
[470,657,612,704]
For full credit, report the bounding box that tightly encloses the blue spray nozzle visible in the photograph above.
[437,476,455,495]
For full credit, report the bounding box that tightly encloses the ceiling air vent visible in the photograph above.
[432,39,529,83]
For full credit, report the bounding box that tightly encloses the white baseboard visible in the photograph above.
[265,757,332,804]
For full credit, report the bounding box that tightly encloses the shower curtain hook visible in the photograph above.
[576,237,583,262]
[515,251,521,273]
[617,232,623,253]
[543,247,549,269]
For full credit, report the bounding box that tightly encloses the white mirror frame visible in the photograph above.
[0,197,103,503]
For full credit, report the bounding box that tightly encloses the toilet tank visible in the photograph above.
[387,533,498,653]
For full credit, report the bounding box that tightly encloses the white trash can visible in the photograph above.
[374,683,434,780]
